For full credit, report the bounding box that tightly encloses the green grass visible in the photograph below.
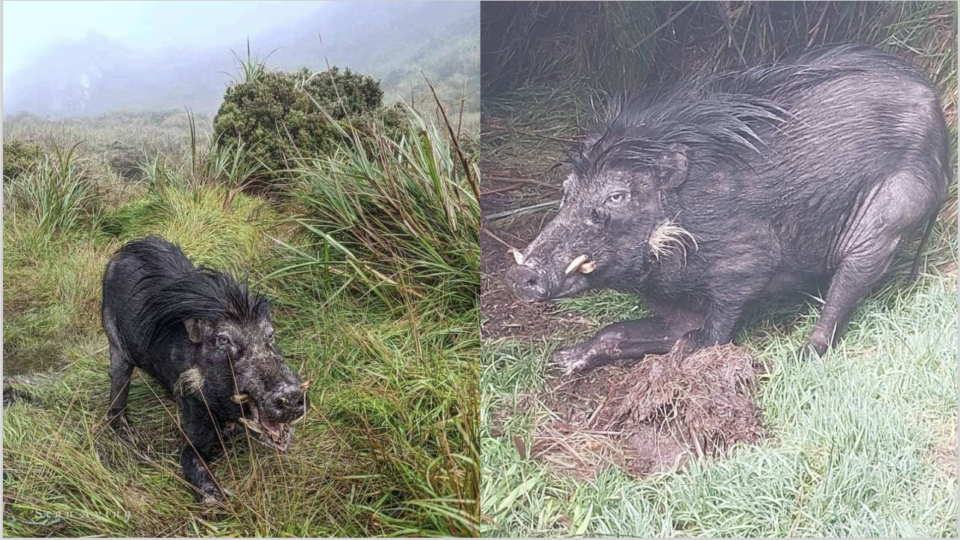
[481,268,958,537]
[277,104,480,318]
[100,185,281,274]
[3,107,479,536]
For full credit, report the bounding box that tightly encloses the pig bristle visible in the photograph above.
[649,220,698,263]
[118,236,272,348]
[566,59,861,178]
[174,368,205,397]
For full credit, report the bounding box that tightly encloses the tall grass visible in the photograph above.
[227,38,278,85]
[262,105,482,536]
[139,110,263,200]
[273,105,480,318]
[481,2,662,95]
[3,143,101,242]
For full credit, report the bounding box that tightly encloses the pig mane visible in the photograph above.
[570,48,867,177]
[121,236,271,347]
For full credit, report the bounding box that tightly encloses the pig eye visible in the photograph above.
[216,334,231,347]
[605,191,629,206]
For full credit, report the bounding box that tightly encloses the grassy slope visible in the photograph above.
[2,110,478,537]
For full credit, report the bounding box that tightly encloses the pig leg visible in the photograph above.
[803,172,939,357]
[802,251,896,357]
[107,346,134,432]
[179,399,226,503]
[675,299,750,354]
[552,318,689,375]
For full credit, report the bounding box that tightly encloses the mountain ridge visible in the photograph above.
[3,1,479,117]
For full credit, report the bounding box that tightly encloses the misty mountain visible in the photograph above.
[3,1,479,118]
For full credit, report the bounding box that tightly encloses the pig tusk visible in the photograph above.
[300,380,311,391]
[231,393,249,404]
[238,417,262,434]
[564,255,588,276]
[579,261,596,274]
[509,248,524,265]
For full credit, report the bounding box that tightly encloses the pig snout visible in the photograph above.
[505,250,596,302]
[262,384,306,423]
[505,264,553,301]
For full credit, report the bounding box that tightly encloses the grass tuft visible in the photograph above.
[274,106,480,319]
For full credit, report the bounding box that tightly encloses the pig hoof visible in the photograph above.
[551,347,589,376]
[799,340,828,360]
[110,416,134,440]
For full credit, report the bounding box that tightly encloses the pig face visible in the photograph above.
[506,149,691,302]
[185,315,308,451]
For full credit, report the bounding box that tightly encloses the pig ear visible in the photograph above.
[656,144,689,190]
[184,318,203,344]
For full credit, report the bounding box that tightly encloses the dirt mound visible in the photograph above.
[531,343,765,479]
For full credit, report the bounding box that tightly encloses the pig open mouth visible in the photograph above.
[231,381,309,452]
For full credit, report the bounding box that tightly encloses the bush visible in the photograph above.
[213,66,402,178]
[3,139,45,182]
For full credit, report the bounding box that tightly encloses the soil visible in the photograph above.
[532,343,766,480]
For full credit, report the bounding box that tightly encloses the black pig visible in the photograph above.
[506,45,950,374]
[102,236,308,502]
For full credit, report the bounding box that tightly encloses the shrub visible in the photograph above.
[213,66,400,178]
[3,139,45,182]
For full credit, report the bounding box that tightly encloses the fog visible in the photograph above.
[2,1,480,117]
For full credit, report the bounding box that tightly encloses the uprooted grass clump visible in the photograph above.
[3,99,479,536]
[532,343,765,480]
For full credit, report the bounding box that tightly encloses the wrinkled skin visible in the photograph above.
[102,237,306,503]
[506,45,950,375]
